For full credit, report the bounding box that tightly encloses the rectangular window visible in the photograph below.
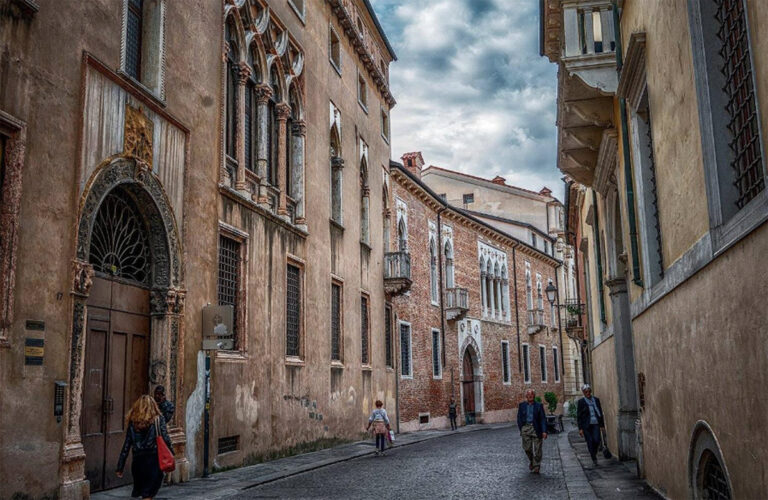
[544,241,549,254]
[553,346,560,382]
[501,341,510,384]
[540,345,547,383]
[329,26,341,74]
[361,294,370,364]
[381,108,390,142]
[385,305,393,368]
[218,234,241,349]
[286,263,301,357]
[462,193,474,204]
[523,344,531,384]
[331,282,342,361]
[358,73,368,111]
[400,322,412,378]
[126,0,143,80]
[431,329,441,378]
[532,233,537,247]
[217,435,239,454]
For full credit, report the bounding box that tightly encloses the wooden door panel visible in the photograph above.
[83,312,109,492]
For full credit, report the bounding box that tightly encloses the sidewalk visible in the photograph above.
[566,426,661,499]
[92,423,512,500]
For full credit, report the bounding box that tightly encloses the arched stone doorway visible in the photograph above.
[461,345,482,425]
[60,158,188,497]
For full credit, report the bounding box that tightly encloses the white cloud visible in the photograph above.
[371,0,563,199]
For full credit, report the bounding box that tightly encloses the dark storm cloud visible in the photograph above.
[371,0,562,197]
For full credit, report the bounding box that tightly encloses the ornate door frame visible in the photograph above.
[60,157,188,499]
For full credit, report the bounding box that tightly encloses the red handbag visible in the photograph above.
[155,417,176,473]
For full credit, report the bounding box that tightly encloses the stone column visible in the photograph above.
[291,119,306,226]
[495,277,503,318]
[606,276,639,460]
[275,102,292,217]
[489,278,496,317]
[59,260,94,500]
[235,62,252,193]
[254,84,272,205]
[480,272,487,315]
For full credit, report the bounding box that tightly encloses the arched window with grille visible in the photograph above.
[122,0,166,96]
[444,240,454,289]
[397,217,407,252]
[359,156,370,244]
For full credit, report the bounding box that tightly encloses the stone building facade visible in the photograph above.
[543,0,768,497]
[0,0,396,498]
[387,159,564,432]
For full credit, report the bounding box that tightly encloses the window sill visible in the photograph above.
[330,59,342,77]
[330,218,345,231]
[216,350,248,362]
[400,375,413,380]
[219,185,308,239]
[432,375,442,380]
[386,366,394,372]
[285,356,305,367]
[117,69,166,108]
[503,381,512,386]
[360,240,372,252]
[362,364,372,371]
[331,360,344,369]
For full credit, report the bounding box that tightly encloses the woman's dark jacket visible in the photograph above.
[577,396,605,431]
[116,418,174,473]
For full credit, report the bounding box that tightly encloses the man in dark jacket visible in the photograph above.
[516,389,548,473]
[154,385,175,424]
[577,384,605,466]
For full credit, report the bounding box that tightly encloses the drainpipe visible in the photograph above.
[436,207,447,367]
[512,246,522,372]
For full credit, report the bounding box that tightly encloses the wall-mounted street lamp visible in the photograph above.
[545,281,558,305]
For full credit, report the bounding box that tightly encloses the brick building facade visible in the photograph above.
[387,160,564,432]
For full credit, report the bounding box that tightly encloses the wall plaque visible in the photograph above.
[24,337,44,365]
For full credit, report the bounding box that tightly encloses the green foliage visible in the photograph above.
[534,396,542,403]
[567,399,578,419]
[544,392,558,413]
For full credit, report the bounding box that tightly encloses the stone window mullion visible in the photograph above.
[275,103,291,217]
[234,62,252,192]
[254,84,273,205]
[291,120,306,225]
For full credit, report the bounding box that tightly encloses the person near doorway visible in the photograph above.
[577,384,605,466]
[116,395,174,500]
[516,389,548,474]
[448,398,458,431]
[153,385,175,424]
[366,400,391,456]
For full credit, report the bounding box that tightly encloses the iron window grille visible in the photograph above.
[400,323,411,377]
[286,264,301,357]
[218,234,241,348]
[331,283,341,361]
[501,341,510,384]
[700,450,732,499]
[540,346,547,382]
[217,435,239,454]
[384,305,393,368]
[522,345,531,383]
[89,189,151,285]
[361,295,369,364]
[126,0,143,81]
[715,0,764,209]
[462,193,474,204]
[432,329,441,377]
[553,347,560,382]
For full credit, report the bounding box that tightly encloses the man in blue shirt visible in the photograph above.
[516,389,548,473]
[577,384,605,466]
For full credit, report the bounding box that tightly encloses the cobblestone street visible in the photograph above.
[232,426,568,499]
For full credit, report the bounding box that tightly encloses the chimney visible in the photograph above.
[539,187,552,197]
[400,152,425,179]
[491,176,507,186]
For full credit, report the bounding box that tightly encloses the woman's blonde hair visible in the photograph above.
[126,394,161,430]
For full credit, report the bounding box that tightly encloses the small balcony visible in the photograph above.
[527,309,545,334]
[384,251,411,296]
[444,287,469,321]
[564,299,586,341]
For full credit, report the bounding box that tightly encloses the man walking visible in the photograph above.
[516,389,547,473]
[577,384,605,466]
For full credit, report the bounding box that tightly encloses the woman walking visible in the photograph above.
[366,400,391,456]
[116,394,174,499]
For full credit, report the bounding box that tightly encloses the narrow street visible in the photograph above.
[232,426,568,499]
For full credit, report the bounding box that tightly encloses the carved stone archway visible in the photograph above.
[60,157,188,499]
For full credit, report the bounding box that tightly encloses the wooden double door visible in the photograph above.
[82,277,151,492]
[462,351,476,424]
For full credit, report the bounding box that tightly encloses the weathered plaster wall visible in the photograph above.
[590,337,618,455]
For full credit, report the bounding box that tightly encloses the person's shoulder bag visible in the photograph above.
[155,416,176,473]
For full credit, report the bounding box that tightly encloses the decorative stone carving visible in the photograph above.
[292,119,307,137]
[275,102,292,121]
[331,156,344,170]
[124,104,154,167]
[237,61,252,84]
[254,84,273,104]
[71,260,94,297]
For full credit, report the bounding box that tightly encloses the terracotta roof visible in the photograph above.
[421,165,552,198]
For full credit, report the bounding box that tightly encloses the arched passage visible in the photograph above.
[63,157,186,494]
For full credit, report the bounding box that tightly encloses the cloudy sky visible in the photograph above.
[370,0,562,198]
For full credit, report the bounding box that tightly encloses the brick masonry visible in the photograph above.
[389,165,564,432]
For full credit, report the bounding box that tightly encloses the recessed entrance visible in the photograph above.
[462,349,476,424]
[82,188,153,492]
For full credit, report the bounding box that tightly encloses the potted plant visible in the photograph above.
[544,392,558,414]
